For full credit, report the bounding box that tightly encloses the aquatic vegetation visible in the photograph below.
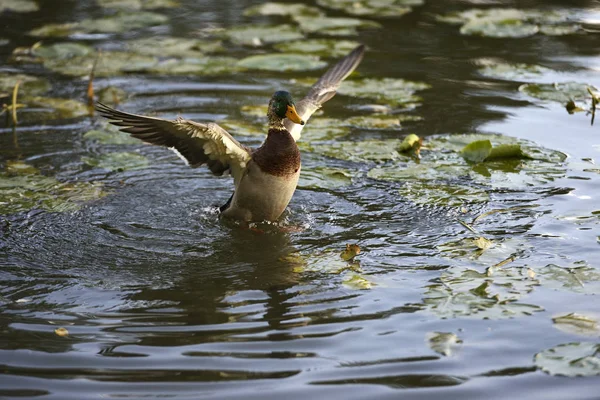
[97,0,179,10]
[535,342,600,376]
[221,24,304,46]
[552,313,600,337]
[0,0,38,13]
[237,53,328,72]
[427,332,462,356]
[274,39,362,57]
[519,82,597,103]
[292,15,381,35]
[0,73,50,97]
[244,2,323,17]
[82,152,150,172]
[336,77,431,107]
[0,162,106,214]
[28,12,169,37]
[476,60,553,81]
[437,8,582,38]
[316,0,423,17]
[298,166,354,190]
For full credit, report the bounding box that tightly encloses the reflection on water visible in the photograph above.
[1,0,600,398]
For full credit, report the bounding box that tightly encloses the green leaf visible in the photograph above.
[0,0,39,12]
[292,15,381,34]
[298,166,354,190]
[82,152,150,171]
[274,39,361,57]
[237,53,327,72]
[223,24,304,46]
[535,342,600,377]
[427,332,462,356]
[244,2,323,17]
[519,82,596,103]
[537,264,600,295]
[343,273,375,290]
[553,313,600,337]
[461,140,492,163]
[97,0,179,10]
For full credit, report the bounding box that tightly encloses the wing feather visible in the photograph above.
[285,44,366,141]
[95,102,251,186]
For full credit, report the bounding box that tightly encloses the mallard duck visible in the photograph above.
[96,45,365,222]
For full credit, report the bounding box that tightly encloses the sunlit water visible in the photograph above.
[1,0,600,399]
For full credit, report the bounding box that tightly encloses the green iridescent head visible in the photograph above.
[269,91,304,125]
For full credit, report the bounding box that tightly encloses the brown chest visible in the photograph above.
[252,128,301,177]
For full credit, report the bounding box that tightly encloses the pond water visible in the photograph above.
[1,0,600,398]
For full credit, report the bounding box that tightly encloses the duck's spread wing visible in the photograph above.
[96,102,251,186]
[285,44,366,141]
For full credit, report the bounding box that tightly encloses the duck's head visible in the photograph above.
[268,90,305,126]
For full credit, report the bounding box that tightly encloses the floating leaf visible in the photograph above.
[553,313,600,337]
[519,82,596,104]
[0,0,39,12]
[144,56,241,76]
[539,24,581,36]
[84,124,139,145]
[461,140,492,163]
[427,332,462,356]
[54,327,69,337]
[82,152,150,171]
[300,118,350,141]
[292,15,381,34]
[97,0,179,10]
[537,264,600,295]
[0,73,50,97]
[343,273,375,290]
[0,168,106,215]
[237,53,327,72]
[97,86,128,105]
[42,51,157,77]
[474,237,493,250]
[244,2,323,17]
[345,115,402,129]
[476,60,553,81]
[29,12,169,37]
[437,8,580,38]
[337,78,430,107]
[422,266,542,319]
[340,244,361,261]
[399,181,489,207]
[126,37,224,57]
[6,161,39,175]
[274,39,361,57]
[301,138,405,162]
[298,166,354,190]
[316,0,422,17]
[22,97,89,120]
[282,249,361,275]
[460,19,539,38]
[535,342,600,377]
[33,42,94,59]
[223,24,304,46]
[398,133,421,154]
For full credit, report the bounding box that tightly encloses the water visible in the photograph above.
[1,0,600,398]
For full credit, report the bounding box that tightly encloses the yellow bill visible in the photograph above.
[286,104,305,125]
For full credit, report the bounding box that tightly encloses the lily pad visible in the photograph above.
[21,97,90,120]
[437,8,580,38]
[553,313,600,337]
[519,82,596,104]
[82,152,150,171]
[0,73,50,97]
[422,266,542,319]
[237,53,327,72]
[535,342,600,377]
[97,86,128,105]
[223,24,304,46]
[539,24,581,36]
[0,165,106,214]
[427,332,462,356]
[461,140,526,163]
[144,56,241,76]
[282,249,361,275]
[0,0,39,12]
[29,12,169,37]
[244,2,323,17]
[300,118,351,141]
[42,51,156,77]
[84,124,139,145]
[274,39,361,57]
[476,60,553,81]
[537,264,600,295]
[292,15,381,34]
[343,273,375,290]
[301,138,405,162]
[345,115,402,129]
[399,181,489,207]
[337,78,431,107]
[97,0,179,10]
[33,42,94,59]
[460,19,539,38]
[126,37,224,57]
[316,0,422,17]
[298,166,354,190]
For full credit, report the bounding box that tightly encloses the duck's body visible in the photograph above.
[96,45,365,222]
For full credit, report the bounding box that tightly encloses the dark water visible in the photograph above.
[1,0,600,398]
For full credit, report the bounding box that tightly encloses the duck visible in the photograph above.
[96,44,365,222]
